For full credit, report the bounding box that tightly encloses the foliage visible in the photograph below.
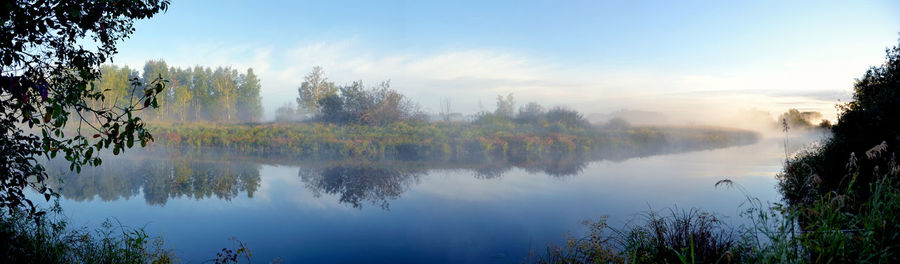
[539,37,900,262]
[535,160,900,263]
[777,141,900,263]
[531,209,752,264]
[314,80,426,125]
[212,237,253,264]
[477,101,591,132]
[516,102,545,124]
[495,93,516,118]
[148,121,757,163]
[0,0,169,215]
[294,67,425,125]
[94,61,263,123]
[779,38,900,217]
[543,106,591,130]
[778,109,825,130]
[0,205,175,264]
[296,66,338,113]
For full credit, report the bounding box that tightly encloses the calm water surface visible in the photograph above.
[39,135,822,263]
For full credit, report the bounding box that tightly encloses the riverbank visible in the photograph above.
[147,122,759,162]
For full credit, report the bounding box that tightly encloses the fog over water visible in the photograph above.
[35,131,828,263]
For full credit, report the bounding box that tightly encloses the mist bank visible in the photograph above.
[145,121,758,162]
[47,125,756,208]
[98,62,832,139]
[586,107,834,137]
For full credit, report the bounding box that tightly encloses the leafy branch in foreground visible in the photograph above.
[0,0,169,216]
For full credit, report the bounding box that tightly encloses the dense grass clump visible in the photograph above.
[530,208,754,264]
[532,166,900,263]
[0,205,175,264]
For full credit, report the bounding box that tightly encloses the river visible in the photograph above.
[39,133,825,263]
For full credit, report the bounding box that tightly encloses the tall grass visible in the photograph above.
[528,208,754,264]
[0,203,176,264]
[531,140,900,263]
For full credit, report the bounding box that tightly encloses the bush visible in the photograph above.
[313,81,425,125]
[780,38,900,215]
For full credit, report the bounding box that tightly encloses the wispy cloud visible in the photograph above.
[115,39,864,124]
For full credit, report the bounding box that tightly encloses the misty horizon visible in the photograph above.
[107,1,899,125]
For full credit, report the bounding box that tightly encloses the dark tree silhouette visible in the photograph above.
[0,0,169,215]
[781,38,900,209]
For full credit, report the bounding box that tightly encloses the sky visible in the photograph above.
[112,0,900,124]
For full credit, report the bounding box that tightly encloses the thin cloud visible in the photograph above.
[113,39,869,124]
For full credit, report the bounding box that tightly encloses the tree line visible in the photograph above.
[279,67,598,130]
[93,60,263,123]
[277,66,426,125]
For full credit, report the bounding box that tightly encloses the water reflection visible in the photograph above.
[299,164,425,209]
[44,149,597,209]
[46,154,261,206]
[46,132,756,209]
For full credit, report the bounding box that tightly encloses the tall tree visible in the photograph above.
[171,68,193,122]
[237,68,263,122]
[192,66,212,120]
[297,66,337,113]
[212,67,238,122]
[495,93,516,118]
[95,62,264,123]
[439,98,452,122]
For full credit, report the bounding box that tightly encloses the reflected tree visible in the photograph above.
[46,153,261,206]
[299,164,424,209]
[43,132,759,209]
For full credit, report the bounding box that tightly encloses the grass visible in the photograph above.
[0,203,176,264]
[531,140,900,263]
[0,202,263,264]
[528,208,754,264]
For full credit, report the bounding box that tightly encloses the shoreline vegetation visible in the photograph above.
[42,124,760,209]
[146,122,760,162]
[1,2,894,260]
[7,58,860,264]
[533,40,900,263]
[18,57,769,262]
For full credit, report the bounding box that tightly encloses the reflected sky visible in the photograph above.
[36,135,823,263]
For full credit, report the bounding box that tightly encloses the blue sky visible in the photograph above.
[113,0,900,124]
